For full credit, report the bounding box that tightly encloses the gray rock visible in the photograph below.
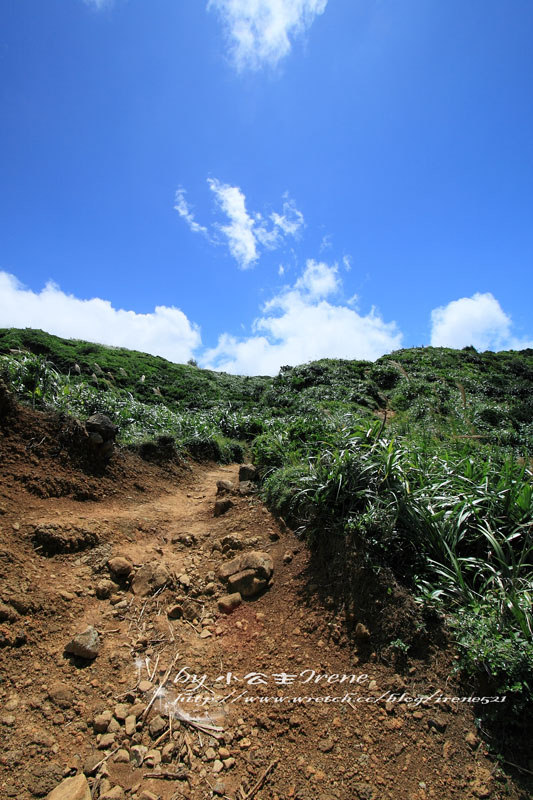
[65,626,100,660]
[216,480,234,495]
[85,413,118,441]
[238,464,258,482]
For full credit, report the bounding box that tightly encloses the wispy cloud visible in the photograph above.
[83,0,112,9]
[207,0,328,71]
[176,179,304,269]
[203,260,402,374]
[0,272,201,364]
[430,292,533,351]
[174,188,209,236]
[208,178,258,268]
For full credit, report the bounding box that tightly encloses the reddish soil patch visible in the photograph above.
[0,398,530,800]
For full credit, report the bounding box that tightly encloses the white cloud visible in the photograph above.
[293,258,340,300]
[430,292,533,351]
[0,272,201,364]
[208,178,258,268]
[174,188,208,236]
[208,0,328,71]
[176,179,304,269]
[203,260,402,374]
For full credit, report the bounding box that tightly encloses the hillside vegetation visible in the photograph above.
[1,327,532,743]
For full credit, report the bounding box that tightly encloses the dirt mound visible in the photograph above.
[0,398,530,800]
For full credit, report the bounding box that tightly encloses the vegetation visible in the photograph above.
[1,327,532,737]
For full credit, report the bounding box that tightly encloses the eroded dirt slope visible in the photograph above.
[0,400,529,800]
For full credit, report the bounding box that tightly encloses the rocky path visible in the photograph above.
[0,462,520,800]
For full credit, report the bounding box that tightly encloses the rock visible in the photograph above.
[144,749,161,767]
[98,733,116,750]
[212,759,224,774]
[93,711,113,733]
[427,714,448,733]
[0,602,18,623]
[137,680,153,693]
[217,593,242,614]
[83,752,102,776]
[114,749,130,763]
[107,557,133,580]
[45,774,91,800]
[125,715,136,736]
[216,480,234,495]
[283,551,293,564]
[130,745,147,767]
[149,715,167,737]
[354,623,370,641]
[228,570,267,598]
[465,731,479,748]
[223,757,236,769]
[214,499,233,517]
[64,626,100,660]
[131,563,170,597]
[239,551,274,579]
[205,747,217,761]
[100,788,125,800]
[167,604,183,619]
[217,555,244,581]
[48,682,74,710]
[96,579,118,600]
[178,573,191,588]
[238,481,255,495]
[85,414,118,441]
[221,534,243,552]
[213,782,226,796]
[238,464,258,482]
[111,703,128,722]
[318,739,334,753]
[181,599,199,621]
[138,792,159,800]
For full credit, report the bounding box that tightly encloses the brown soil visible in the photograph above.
[0,398,530,800]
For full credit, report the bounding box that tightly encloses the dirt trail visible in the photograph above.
[0,452,524,800]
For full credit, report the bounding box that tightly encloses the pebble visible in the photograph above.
[114,703,131,721]
[94,711,112,733]
[138,680,153,693]
[213,759,224,774]
[130,745,147,766]
[125,715,136,736]
[64,626,100,660]
[98,733,116,750]
[100,788,125,800]
[114,749,130,763]
[149,715,167,737]
[144,749,162,767]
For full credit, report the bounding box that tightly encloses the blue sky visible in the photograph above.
[0,0,532,374]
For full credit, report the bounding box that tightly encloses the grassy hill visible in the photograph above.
[1,327,532,740]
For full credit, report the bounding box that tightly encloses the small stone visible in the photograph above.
[138,792,159,800]
[107,717,121,733]
[427,715,447,733]
[167,604,182,619]
[218,593,242,614]
[130,745,147,767]
[114,749,130,763]
[213,782,226,796]
[239,737,251,749]
[114,703,131,722]
[107,557,133,579]
[100,788,125,800]
[144,749,162,767]
[212,759,224,774]
[199,628,212,638]
[65,626,100,660]
[223,757,236,769]
[83,752,102,776]
[318,739,334,753]
[238,464,257,482]
[214,499,233,517]
[45,774,91,800]
[149,715,167,737]
[125,715,136,736]
[283,551,293,564]
[98,733,116,750]
[94,711,113,733]
[218,747,230,759]
[205,747,217,761]
[96,580,118,600]
[178,573,192,588]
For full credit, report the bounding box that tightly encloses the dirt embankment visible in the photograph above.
[0,392,530,800]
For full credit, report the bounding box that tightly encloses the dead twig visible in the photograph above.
[240,760,279,800]
[145,768,189,780]
[141,652,180,721]
[90,747,121,774]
